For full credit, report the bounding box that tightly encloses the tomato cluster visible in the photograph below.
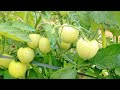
[0,23,99,79]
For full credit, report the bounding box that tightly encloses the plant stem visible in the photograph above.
[77,72,97,79]
[34,12,41,29]
[57,11,63,25]
[24,11,28,23]
[48,53,53,75]
[116,36,119,44]
[100,24,106,48]
[30,63,45,79]
[2,36,5,54]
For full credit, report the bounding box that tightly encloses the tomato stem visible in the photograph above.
[116,36,119,44]
[48,53,53,75]
[57,11,63,25]
[1,36,5,54]
[34,12,41,30]
[24,11,28,24]
[100,24,106,48]
[30,63,45,79]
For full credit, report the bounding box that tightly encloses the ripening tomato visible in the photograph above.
[27,34,41,49]
[8,60,27,78]
[76,38,99,60]
[17,47,35,63]
[60,25,79,44]
[0,54,13,68]
[59,41,70,50]
[39,37,51,54]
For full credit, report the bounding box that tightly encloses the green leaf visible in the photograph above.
[63,54,77,65]
[91,44,120,70]
[27,69,39,79]
[85,68,96,77]
[108,25,120,36]
[90,11,116,25]
[0,69,4,76]
[110,11,120,26]
[52,56,62,67]
[50,67,77,79]
[3,70,14,79]
[0,23,31,42]
[78,11,91,30]
[12,21,36,32]
[115,67,120,76]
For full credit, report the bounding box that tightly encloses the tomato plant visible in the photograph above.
[0,11,120,79]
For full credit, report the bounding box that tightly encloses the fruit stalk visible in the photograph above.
[57,11,63,25]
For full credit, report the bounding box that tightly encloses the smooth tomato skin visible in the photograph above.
[17,47,35,63]
[59,41,70,50]
[76,38,99,60]
[8,60,27,78]
[39,37,51,54]
[59,11,68,17]
[0,54,13,68]
[61,26,79,44]
[28,34,41,49]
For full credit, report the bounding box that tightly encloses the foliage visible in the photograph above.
[0,11,120,79]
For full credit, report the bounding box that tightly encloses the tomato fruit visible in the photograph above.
[39,37,51,54]
[0,54,13,68]
[17,47,35,63]
[8,60,27,78]
[60,25,79,44]
[27,34,41,49]
[59,11,68,17]
[76,38,99,60]
[59,41,70,50]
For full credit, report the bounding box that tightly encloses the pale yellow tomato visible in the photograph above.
[0,54,13,68]
[28,34,41,49]
[60,25,79,44]
[17,47,35,63]
[39,37,51,54]
[76,38,99,60]
[8,60,27,78]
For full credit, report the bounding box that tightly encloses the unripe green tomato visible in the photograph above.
[0,54,13,68]
[59,41,70,50]
[17,47,35,63]
[28,34,41,49]
[8,60,27,78]
[76,38,99,60]
[59,11,69,17]
[39,37,51,54]
[60,25,79,44]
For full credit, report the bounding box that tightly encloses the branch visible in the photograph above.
[77,72,97,79]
